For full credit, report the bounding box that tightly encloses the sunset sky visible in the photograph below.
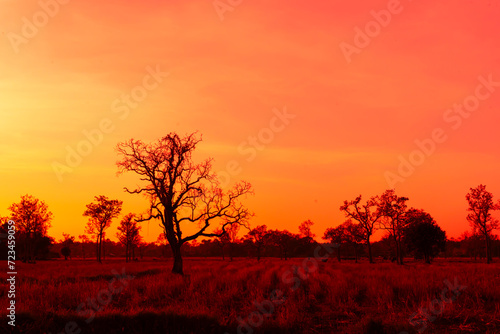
[1,0,500,243]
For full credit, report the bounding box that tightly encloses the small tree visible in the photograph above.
[377,189,409,265]
[117,213,142,262]
[460,230,482,261]
[226,223,240,261]
[344,220,365,263]
[466,184,499,264]
[247,225,268,261]
[323,223,347,262]
[61,246,71,260]
[156,232,169,258]
[83,195,123,263]
[340,195,383,263]
[60,233,75,260]
[267,229,295,260]
[299,220,315,241]
[214,228,230,260]
[403,209,446,264]
[78,234,90,260]
[9,195,53,262]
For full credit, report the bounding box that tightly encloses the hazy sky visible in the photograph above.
[1,0,500,242]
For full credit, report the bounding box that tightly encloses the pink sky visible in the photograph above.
[1,0,499,242]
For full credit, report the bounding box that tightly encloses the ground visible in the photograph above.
[1,258,499,333]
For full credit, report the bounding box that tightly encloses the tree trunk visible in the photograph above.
[171,244,183,275]
[337,247,341,262]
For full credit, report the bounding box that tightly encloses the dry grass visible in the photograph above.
[1,258,499,333]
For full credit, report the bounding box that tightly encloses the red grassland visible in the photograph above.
[1,258,499,333]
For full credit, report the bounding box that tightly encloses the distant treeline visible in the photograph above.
[1,225,498,262]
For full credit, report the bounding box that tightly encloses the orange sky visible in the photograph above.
[1,0,500,243]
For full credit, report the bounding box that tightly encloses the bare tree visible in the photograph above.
[466,184,500,264]
[83,195,123,263]
[117,213,142,262]
[340,195,383,263]
[377,189,409,265]
[116,133,253,275]
[9,194,53,262]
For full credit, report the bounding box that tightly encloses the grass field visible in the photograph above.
[1,258,499,333]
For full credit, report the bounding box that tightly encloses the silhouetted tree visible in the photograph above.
[340,195,383,263]
[344,220,365,263]
[226,223,240,261]
[403,209,446,264]
[267,229,295,260]
[459,230,483,260]
[155,232,166,257]
[117,133,253,275]
[299,220,315,241]
[0,219,9,260]
[466,184,499,264]
[117,213,142,262]
[323,223,348,262]
[60,233,75,260]
[78,234,90,260]
[61,246,71,260]
[214,228,230,260]
[378,190,409,265]
[9,195,53,262]
[247,225,268,261]
[83,195,123,263]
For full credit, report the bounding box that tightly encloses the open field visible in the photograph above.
[1,258,500,333]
